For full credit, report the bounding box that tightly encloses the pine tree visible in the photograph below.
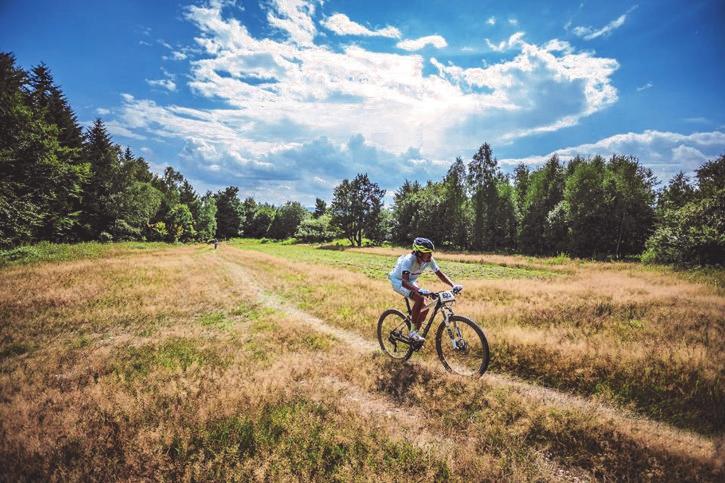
[313,198,327,218]
[214,186,244,238]
[0,54,89,246]
[468,143,500,250]
[80,119,120,238]
[29,63,83,150]
[441,157,468,248]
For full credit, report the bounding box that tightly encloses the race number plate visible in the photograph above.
[440,291,455,302]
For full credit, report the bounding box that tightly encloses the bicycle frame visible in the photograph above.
[403,295,455,339]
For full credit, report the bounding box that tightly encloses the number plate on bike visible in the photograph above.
[440,291,455,302]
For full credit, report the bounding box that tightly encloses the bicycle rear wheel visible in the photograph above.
[435,316,489,377]
[377,309,414,361]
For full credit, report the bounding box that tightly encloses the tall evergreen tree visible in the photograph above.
[0,53,89,246]
[214,186,244,238]
[441,157,469,248]
[467,143,500,250]
[80,118,120,238]
[28,63,83,151]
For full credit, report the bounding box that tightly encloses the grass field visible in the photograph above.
[1,240,723,481]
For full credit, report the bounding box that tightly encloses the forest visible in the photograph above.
[1,53,722,266]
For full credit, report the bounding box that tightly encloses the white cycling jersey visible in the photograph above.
[388,253,440,283]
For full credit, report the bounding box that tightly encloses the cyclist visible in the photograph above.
[388,237,462,343]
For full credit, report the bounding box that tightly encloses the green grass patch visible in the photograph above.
[231,301,278,320]
[230,239,554,280]
[0,241,173,267]
[114,338,221,380]
[199,311,230,329]
[250,318,280,333]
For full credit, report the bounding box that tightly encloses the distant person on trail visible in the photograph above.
[388,237,463,343]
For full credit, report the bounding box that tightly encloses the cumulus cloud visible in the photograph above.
[572,6,637,40]
[500,129,725,182]
[486,16,496,26]
[110,0,626,202]
[321,13,401,38]
[266,0,318,46]
[396,35,447,51]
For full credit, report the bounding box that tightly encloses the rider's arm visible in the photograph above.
[435,270,455,287]
[401,271,419,294]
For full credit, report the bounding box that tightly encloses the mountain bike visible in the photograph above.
[376,287,490,377]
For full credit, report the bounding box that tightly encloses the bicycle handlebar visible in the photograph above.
[423,287,463,299]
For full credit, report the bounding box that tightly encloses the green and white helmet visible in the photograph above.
[412,237,434,253]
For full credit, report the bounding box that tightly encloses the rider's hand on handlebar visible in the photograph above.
[452,284,463,294]
[417,288,432,297]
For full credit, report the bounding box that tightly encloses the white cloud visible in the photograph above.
[110,0,625,202]
[486,16,496,26]
[266,0,317,46]
[146,78,177,91]
[684,117,709,124]
[500,129,725,181]
[321,13,401,38]
[636,82,653,92]
[508,18,519,25]
[543,39,574,54]
[106,120,148,140]
[96,107,111,115]
[396,35,447,51]
[572,6,637,40]
[485,32,525,52]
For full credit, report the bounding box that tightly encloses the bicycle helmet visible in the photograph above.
[412,237,434,253]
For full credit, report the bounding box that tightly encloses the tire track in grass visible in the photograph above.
[219,247,720,472]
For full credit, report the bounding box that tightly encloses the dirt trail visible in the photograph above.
[218,247,720,467]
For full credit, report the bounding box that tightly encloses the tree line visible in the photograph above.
[1,53,722,265]
[386,145,723,264]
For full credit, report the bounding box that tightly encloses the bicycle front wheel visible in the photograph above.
[377,309,414,361]
[435,316,489,377]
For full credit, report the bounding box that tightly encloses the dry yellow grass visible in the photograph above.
[223,244,724,434]
[1,243,722,481]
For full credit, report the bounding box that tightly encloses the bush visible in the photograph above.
[645,188,724,266]
[294,215,337,243]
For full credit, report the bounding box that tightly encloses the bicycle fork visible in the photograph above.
[442,310,464,350]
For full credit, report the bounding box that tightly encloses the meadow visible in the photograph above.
[1,240,722,481]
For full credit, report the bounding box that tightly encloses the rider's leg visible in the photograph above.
[410,293,428,331]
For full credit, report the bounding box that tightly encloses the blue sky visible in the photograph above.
[2,0,724,205]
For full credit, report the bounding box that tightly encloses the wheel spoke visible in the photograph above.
[377,310,413,361]
[436,317,489,377]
